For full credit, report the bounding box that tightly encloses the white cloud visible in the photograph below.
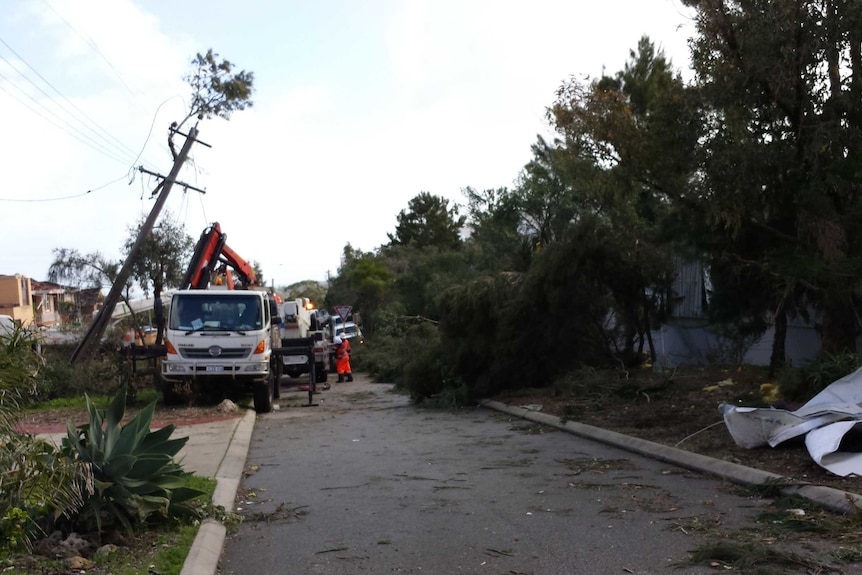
[1,0,695,291]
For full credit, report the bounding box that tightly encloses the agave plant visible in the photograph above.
[61,386,205,535]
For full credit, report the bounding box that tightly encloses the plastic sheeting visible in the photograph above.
[720,367,862,477]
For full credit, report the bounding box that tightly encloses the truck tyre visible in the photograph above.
[253,375,274,413]
[315,363,328,384]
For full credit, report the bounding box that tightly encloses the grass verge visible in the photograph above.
[1,475,230,575]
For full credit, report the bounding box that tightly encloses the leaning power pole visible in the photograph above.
[70,125,200,364]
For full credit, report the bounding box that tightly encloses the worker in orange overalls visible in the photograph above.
[334,337,353,382]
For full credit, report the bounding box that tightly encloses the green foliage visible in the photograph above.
[61,386,204,535]
[0,437,84,553]
[778,350,859,402]
[386,245,476,318]
[355,335,403,384]
[513,136,581,246]
[398,322,446,401]
[34,344,123,401]
[387,192,465,250]
[326,245,395,337]
[0,325,83,554]
[462,186,529,273]
[0,323,43,403]
[680,0,862,355]
[250,260,265,285]
[182,48,254,129]
[124,211,194,346]
[125,212,192,299]
[436,274,519,398]
[360,318,437,385]
[282,280,327,307]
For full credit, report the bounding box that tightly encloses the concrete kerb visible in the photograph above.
[180,408,256,575]
[480,399,862,515]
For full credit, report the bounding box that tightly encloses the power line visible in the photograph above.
[0,173,128,202]
[0,76,133,166]
[0,35,140,161]
[126,96,185,180]
[41,0,149,111]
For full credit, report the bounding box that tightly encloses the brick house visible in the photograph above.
[1,273,106,328]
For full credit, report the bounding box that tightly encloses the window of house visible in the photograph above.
[19,277,29,307]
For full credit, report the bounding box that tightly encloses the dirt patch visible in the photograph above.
[494,364,862,495]
[15,404,241,435]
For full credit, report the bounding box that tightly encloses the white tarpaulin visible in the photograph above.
[720,367,862,477]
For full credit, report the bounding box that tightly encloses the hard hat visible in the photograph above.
[333,337,342,345]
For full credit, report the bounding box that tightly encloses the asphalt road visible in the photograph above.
[219,376,761,575]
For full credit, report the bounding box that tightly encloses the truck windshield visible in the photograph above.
[169,294,262,331]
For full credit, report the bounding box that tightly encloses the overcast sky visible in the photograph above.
[1,0,695,291]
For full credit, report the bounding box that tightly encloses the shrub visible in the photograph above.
[35,344,124,401]
[0,324,82,553]
[60,386,205,535]
[778,350,860,402]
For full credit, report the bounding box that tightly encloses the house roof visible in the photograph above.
[30,280,65,294]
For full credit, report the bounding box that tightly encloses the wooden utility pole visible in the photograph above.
[71,125,200,364]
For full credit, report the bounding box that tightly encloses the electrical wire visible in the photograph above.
[40,0,149,110]
[0,173,128,202]
[0,76,132,166]
[125,95,184,182]
[0,35,140,160]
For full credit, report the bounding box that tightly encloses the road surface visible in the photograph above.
[220,375,765,575]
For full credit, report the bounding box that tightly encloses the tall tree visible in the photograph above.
[326,245,394,336]
[283,280,327,308]
[546,36,699,360]
[123,212,193,344]
[48,249,139,337]
[170,48,255,157]
[682,0,862,357]
[548,36,699,230]
[180,48,254,130]
[387,192,465,250]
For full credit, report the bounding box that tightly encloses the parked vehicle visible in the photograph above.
[160,222,282,413]
[0,314,15,338]
[331,314,363,343]
[281,298,330,383]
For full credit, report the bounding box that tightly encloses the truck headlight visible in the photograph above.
[166,364,187,373]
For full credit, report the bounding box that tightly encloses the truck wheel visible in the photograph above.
[253,375,274,413]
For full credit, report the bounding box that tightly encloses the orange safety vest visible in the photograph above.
[335,343,351,373]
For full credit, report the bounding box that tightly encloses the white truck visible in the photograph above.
[281,297,330,383]
[160,222,283,412]
[161,288,282,413]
